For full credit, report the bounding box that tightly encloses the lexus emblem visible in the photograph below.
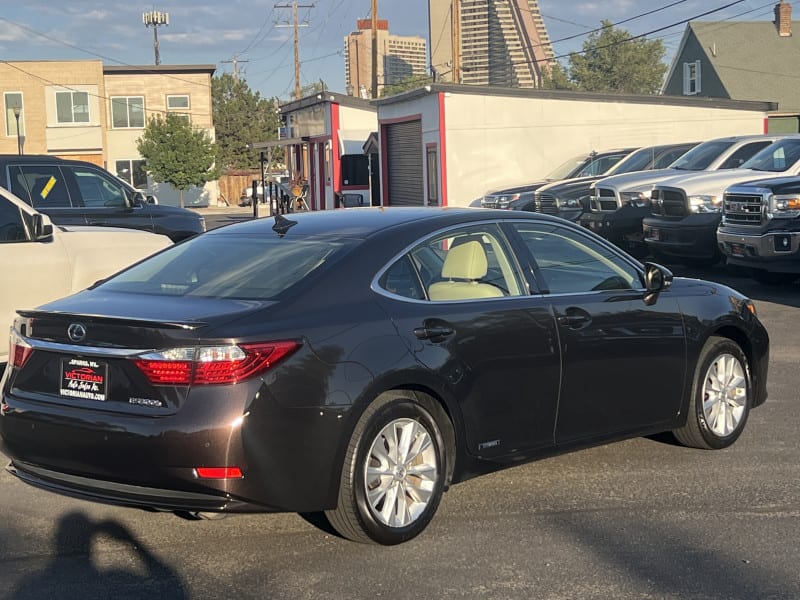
[67,323,87,342]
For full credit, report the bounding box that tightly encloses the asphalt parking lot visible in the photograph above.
[1,252,798,600]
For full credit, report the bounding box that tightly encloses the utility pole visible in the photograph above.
[143,10,169,66]
[276,1,314,99]
[451,0,460,83]
[222,53,249,82]
[371,0,378,99]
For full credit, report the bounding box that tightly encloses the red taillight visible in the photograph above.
[134,341,300,386]
[195,467,243,479]
[10,331,33,369]
[134,360,193,385]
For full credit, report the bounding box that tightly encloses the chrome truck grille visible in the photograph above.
[723,192,764,226]
[590,188,618,211]
[535,193,559,215]
[651,188,687,217]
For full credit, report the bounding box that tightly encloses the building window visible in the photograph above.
[56,91,90,124]
[115,159,148,189]
[341,154,369,186]
[167,94,190,110]
[683,60,701,95]
[111,96,145,128]
[167,95,191,123]
[427,145,439,205]
[4,92,24,137]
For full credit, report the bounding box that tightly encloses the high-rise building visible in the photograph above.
[344,20,427,98]
[429,0,555,87]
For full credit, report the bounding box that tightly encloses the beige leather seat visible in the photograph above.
[428,240,504,301]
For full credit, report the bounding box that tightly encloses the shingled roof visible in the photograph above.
[664,17,800,113]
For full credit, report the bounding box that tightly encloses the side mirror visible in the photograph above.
[32,213,54,241]
[643,262,673,305]
[146,195,158,205]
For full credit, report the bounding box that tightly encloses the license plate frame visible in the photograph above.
[60,358,108,402]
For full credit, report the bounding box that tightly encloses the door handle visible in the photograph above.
[557,309,592,329]
[413,325,454,341]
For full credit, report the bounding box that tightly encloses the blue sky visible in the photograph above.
[0,0,784,99]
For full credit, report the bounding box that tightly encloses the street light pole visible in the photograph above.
[12,106,22,155]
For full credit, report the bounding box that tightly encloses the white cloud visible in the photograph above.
[0,23,26,42]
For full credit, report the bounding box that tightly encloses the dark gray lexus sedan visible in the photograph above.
[1,207,769,545]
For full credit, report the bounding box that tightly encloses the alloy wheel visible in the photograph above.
[363,418,439,528]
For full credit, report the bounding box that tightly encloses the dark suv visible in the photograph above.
[0,155,205,242]
[480,148,636,210]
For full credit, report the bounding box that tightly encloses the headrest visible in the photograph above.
[441,240,488,280]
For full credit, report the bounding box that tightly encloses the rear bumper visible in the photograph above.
[7,460,264,513]
[642,214,720,259]
[1,374,349,514]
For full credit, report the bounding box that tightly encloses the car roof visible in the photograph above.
[207,206,559,239]
[0,154,66,164]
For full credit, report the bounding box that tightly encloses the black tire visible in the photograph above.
[325,391,448,545]
[673,336,751,450]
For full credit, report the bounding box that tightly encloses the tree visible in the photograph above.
[540,62,573,91]
[567,21,667,95]
[298,80,329,98]
[380,75,434,97]
[137,112,220,209]
[212,73,282,170]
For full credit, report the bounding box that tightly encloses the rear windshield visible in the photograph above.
[671,141,734,170]
[99,234,357,300]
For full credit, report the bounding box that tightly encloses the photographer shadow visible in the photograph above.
[11,511,187,600]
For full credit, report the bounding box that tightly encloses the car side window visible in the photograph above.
[718,142,772,169]
[379,224,524,302]
[13,165,73,208]
[654,148,689,168]
[378,255,426,300]
[0,194,28,242]
[70,167,128,208]
[512,222,641,294]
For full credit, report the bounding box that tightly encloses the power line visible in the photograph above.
[0,16,215,92]
[238,7,277,55]
[543,0,691,47]
[0,60,213,120]
[510,0,750,67]
[275,1,315,100]
[221,53,250,81]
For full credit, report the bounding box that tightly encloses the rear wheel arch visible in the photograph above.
[325,387,458,544]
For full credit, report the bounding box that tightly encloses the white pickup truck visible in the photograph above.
[0,186,172,366]
[643,136,800,264]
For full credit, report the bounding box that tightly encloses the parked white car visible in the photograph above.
[0,186,172,366]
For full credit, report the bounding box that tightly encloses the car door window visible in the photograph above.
[0,193,27,242]
[12,165,73,208]
[718,141,772,169]
[70,167,128,208]
[512,222,641,294]
[379,224,524,301]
